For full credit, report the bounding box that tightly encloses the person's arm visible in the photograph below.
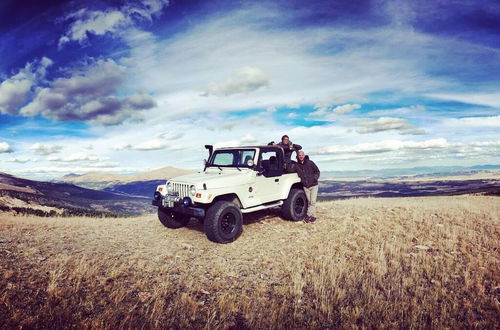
[292,143,302,151]
[312,161,320,181]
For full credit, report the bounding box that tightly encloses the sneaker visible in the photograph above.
[308,217,317,223]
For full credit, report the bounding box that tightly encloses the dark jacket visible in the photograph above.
[295,155,320,188]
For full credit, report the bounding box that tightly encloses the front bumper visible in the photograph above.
[152,194,205,218]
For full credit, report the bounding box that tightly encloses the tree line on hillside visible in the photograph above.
[0,205,123,218]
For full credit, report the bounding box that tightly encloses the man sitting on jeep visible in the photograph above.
[268,135,302,170]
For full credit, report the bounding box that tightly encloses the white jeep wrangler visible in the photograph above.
[152,145,308,243]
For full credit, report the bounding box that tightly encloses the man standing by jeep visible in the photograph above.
[295,150,320,223]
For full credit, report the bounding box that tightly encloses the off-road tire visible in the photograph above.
[204,201,243,243]
[158,207,190,228]
[282,188,308,221]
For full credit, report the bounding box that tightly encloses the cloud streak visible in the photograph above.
[31,143,63,156]
[356,117,426,135]
[58,0,170,47]
[201,67,270,97]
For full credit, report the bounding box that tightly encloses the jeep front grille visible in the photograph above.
[171,182,190,199]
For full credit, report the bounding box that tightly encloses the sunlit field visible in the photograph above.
[1,196,498,329]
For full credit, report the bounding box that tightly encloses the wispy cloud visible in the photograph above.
[356,117,426,135]
[30,143,63,156]
[58,0,170,48]
[427,93,500,108]
[113,139,168,151]
[201,67,270,97]
[6,157,36,163]
[311,103,361,120]
[315,138,448,155]
[48,152,105,162]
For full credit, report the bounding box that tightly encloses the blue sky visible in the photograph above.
[0,0,499,179]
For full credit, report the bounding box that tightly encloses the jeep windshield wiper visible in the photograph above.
[217,166,223,171]
[235,166,242,171]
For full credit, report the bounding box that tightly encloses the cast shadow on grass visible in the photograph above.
[182,208,284,234]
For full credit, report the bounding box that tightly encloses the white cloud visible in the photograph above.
[469,141,500,147]
[287,112,298,118]
[113,143,133,151]
[48,152,104,162]
[240,134,258,144]
[442,115,500,128]
[119,6,461,124]
[0,142,13,153]
[19,59,156,125]
[134,139,168,151]
[311,103,361,119]
[113,139,168,151]
[356,117,426,135]
[59,10,128,48]
[214,133,260,148]
[368,105,426,116]
[332,103,361,115]
[30,143,63,155]
[6,157,36,164]
[58,0,170,47]
[427,93,500,108]
[0,57,52,114]
[314,138,449,155]
[201,67,270,96]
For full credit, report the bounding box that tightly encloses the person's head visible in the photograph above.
[281,135,290,144]
[297,150,306,162]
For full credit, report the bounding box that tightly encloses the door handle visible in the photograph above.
[275,178,279,182]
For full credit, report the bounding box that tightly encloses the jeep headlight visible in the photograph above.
[167,182,173,192]
[190,185,196,196]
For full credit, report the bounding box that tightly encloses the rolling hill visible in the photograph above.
[57,166,195,190]
[0,172,152,216]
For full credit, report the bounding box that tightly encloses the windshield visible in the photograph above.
[209,149,256,168]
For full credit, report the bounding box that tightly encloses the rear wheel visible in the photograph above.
[158,207,190,228]
[204,201,243,243]
[282,188,307,221]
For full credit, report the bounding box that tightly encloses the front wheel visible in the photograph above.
[282,188,308,221]
[204,201,243,243]
[158,207,190,228]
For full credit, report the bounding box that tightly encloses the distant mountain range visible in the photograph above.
[56,166,195,194]
[2,164,498,218]
[321,165,500,180]
[54,165,500,199]
[0,172,152,216]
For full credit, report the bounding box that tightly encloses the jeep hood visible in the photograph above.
[169,169,253,188]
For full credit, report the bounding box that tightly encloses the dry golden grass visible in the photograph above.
[1,196,499,329]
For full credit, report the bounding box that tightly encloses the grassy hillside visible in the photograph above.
[0,172,152,216]
[0,196,498,329]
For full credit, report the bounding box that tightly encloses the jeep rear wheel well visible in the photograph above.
[291,182,303,190]
[212,194,242,209]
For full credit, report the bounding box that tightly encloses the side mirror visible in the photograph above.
[246,159,254,167]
